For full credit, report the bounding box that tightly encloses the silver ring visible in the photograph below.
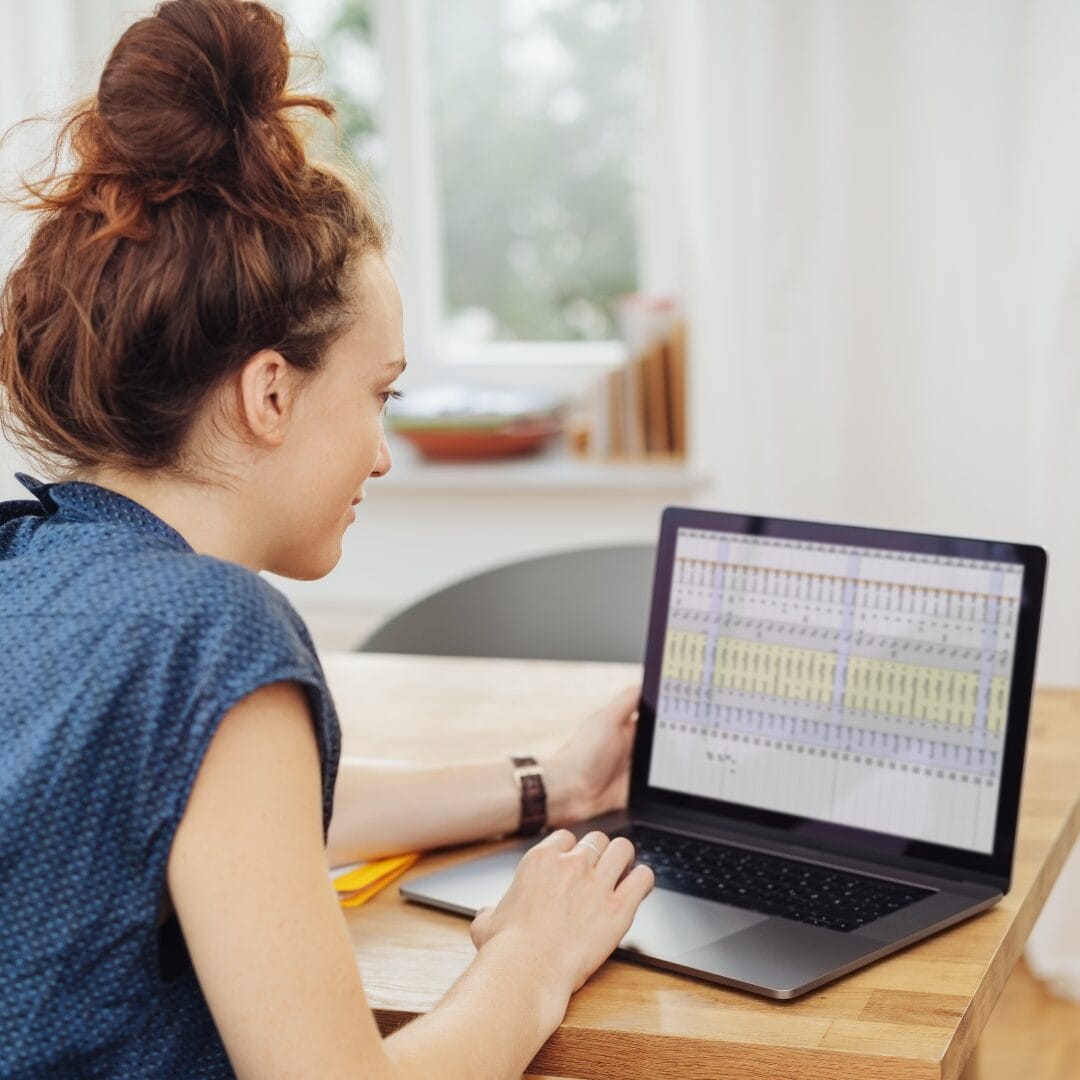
[576,838,603,858]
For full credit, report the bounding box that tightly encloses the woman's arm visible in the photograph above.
[168,681,652,1080]
[325,685,640,864]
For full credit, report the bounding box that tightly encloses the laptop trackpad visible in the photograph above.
[620,888,767,956]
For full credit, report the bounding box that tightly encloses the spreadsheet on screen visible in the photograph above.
[649,527,1022,853]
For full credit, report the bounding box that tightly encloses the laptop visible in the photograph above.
[401,507,1047,999]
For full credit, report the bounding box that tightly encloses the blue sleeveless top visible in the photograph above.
[0,475,341,1078]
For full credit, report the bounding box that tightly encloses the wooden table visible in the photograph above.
[322,653,1080,1080]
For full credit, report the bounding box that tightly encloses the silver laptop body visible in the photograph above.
[402,507,1047,999]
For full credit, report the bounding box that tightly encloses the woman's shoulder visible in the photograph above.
[0,481,305,647]
[122,552,320,687]
[7,537,325,725]
[130,549,301,631]
[6,543,340,830]
[27,541,307,664]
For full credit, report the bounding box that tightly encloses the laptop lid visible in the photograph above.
[630,507,1047,889]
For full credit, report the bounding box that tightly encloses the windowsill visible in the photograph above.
[379,435,706,493]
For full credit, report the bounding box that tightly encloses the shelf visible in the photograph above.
[379,436,706,494]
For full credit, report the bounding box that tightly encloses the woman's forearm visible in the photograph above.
[381,930,566,1080]
[325,755,579,865]
[326,686,639,864]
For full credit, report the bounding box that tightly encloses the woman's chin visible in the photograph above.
[269,543,342,582]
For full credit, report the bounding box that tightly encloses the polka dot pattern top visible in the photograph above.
[0,474,341,1078]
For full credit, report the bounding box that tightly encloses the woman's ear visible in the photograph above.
[235,350,297,447]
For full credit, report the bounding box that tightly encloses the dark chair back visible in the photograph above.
[357,544,655,662]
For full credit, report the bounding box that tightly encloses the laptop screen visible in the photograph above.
[647,525,1025,855]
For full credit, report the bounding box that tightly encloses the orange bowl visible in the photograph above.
[397,419,561,461]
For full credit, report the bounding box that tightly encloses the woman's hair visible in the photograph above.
[0,0,387,474]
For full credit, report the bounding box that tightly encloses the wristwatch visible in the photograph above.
[510,754,547,836]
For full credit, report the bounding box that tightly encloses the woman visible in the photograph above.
[0,1,653,1076]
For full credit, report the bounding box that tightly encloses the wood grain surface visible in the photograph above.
[322,654,1080,1080]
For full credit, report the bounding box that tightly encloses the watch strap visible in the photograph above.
[511,754,547,836]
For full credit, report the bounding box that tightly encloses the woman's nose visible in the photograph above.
[370,430,393,478]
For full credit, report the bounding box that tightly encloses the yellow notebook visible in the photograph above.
[330,853,420,908]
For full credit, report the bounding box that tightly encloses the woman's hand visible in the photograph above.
[470,830,654,1016]
[544,685,640,826]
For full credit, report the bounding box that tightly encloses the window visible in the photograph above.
[291,0,385,172]
[281,0,644,379]
[425,0,642,345]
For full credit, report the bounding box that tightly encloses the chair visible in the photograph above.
[357,545,655,662]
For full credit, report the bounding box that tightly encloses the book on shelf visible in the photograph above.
[574,296,686,462]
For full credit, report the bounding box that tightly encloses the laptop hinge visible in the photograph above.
[635,801,1008,893]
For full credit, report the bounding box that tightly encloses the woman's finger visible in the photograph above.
[613,684,641,718]
[595,835,636,888]
[615,862,655,907]
[536,828,577,852]
[469,905,493,947]
[572,830,610,864]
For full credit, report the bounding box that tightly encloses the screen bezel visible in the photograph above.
[629,506,1047,888]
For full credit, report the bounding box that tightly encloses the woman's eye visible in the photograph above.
[380,388,404,412]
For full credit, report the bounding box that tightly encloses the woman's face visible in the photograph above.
[266,254,405,580]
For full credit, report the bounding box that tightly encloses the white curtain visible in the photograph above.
[647,0,1080,997]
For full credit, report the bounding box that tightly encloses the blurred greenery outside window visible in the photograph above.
[285,0,642,351]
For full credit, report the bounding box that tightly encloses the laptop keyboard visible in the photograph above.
[622,825,933,933]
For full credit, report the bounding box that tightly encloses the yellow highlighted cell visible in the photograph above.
[712,638,835,704]
[669,631,999,731]
[662,630,707,683]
